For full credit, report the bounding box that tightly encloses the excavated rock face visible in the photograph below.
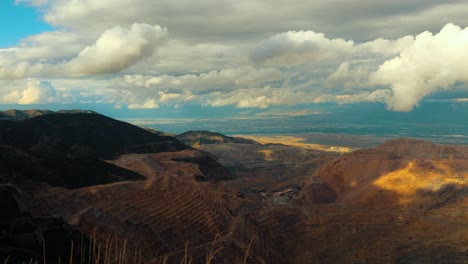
[199,142,329,193]
[299,139,468,208]
[296,139,468,263]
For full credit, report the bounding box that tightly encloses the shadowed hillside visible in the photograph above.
[0,113,188,159]
[0,145,145,189]
[0,112,242,262]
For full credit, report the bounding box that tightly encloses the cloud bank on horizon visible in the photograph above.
[2,0,468,112]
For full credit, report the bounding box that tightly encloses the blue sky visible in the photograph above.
[0,1,52,48]
[1,0,468,118]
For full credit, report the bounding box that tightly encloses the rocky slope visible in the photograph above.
[199,142,334,200]
[176,130,258,147]
[0,112,246,263]
[296,138,468,263]
[2,112,467,263]
[299,138,468,207]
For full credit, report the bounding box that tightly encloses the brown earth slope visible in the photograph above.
[0,114,306,263]
[176,130,259,147]
[199,142,335,202]
[2,112,468,264]
[297,138,468,263]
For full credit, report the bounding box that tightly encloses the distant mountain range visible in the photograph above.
[0,109,97,121]
[0,112,188,159]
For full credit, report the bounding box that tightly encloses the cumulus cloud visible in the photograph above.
[108,66,287,108]
[67,23,167,76]
[250,31,354,67]
[112,66,286,94]
[3,80,57,104]
[370,23,468,111]
[2,91,22,104]
[107,22,468,110]
[3,0,468,113]
[11,31,85,62]
[205,87,316,108]
[128,99,159,109]
[326,61,375,89]
[0,24,166,78]
[250,30,415,68]
[355,36,414,55]
[248,23,468,111]
[0,31,89,78]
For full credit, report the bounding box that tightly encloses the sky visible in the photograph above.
[1,0,468,118]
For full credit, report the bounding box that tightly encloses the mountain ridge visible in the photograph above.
[176,130,259,146]
[0,109,97,121]
[0,113,189,159]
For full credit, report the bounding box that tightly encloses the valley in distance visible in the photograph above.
[1,109,467,264]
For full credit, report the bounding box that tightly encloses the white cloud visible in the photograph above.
[370,23,468,111]
[128,98,159,109]
[108,66,287,108]
[112,66,286,95]
[0,24,167,78]
[454,98,468,103]
[159,92,180,102]
[20,80,56,104]
[67,23,167,76]
[0,78,113,105]
[250,30,414,69]
[12,31,85,61]
[256,109,321,116]
[333,90,391,104]
[206,87,316,108]
[3,0,468,113]
[248,23,468,111]
[250,31,354,67]
[355,36,414,55]
[127,40,251,75]
[2,80,57,104]
[326,61,375,89]
[0,31,88,78]
[2,90,22,104]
